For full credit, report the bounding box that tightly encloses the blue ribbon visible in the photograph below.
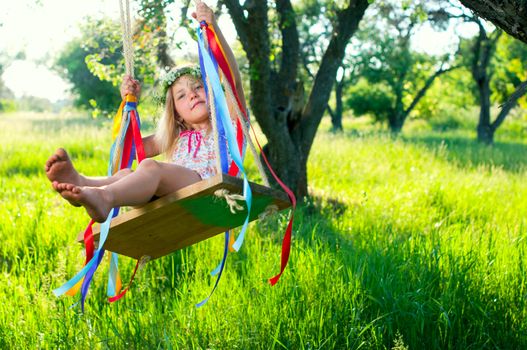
[198,40,229,173]
[52,208,115,297]
[197,28,252,248]
[196,230,229,307]
[195,27,253,306]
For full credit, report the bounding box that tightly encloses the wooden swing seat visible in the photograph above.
[76,173,291,260]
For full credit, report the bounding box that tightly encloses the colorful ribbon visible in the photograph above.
[198,22,296,288]
[54,95,145,310]
[196,26,253,306]
[201,22,246,177]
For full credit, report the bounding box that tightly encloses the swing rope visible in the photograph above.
[223,80,270,187]
[119,0,134,77]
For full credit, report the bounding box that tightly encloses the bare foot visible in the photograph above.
[45,148,83,186]
[55,183,114,223]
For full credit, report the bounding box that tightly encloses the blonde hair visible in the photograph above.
[154,85,190,159]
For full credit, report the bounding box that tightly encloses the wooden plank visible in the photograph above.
[76,174,291,260]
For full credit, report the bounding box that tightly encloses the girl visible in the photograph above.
[45,2,246,223]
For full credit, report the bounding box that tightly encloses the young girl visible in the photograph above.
[45,2,246,223]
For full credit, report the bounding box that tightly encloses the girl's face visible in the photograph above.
[171,75,208,129]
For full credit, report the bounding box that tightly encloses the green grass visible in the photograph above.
[1,111,527,349]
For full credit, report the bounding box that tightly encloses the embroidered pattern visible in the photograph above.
[171,129,222,179]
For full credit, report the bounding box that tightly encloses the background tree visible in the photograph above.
[137,0,176,69]
[490,34,527,129]
[0,53,16,111]
[55,11,175,117]
[464,19,504,144]
[436,0,527,144]
[55,18,125,115]
[221,0,370,197]
[326,66,351,132]
[346,0,457,133]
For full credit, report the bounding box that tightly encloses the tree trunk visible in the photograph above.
[223,0,370,197]
[476,76,494,144]
[388,112,404,134]
[156,25,175,68]
[458,0,527,45]
[477,124,494,145]
[332,78,344,132]
[326,79,344,132]
[470,21,501,144]
[266,81,308,197]
[388,86,405,133]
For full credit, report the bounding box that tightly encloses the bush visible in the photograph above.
[0,99,16,113]
[426,104,476,132]
[346,78,394,122]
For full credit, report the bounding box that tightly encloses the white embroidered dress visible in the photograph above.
[171,129,218,179]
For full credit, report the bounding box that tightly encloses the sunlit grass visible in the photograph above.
[1,111,526,348]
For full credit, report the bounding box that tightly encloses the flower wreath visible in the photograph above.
[155,65,202,105]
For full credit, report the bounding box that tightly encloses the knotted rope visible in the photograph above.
[214,189,245,214]
[258,204,279,220]
[138,255,151,271]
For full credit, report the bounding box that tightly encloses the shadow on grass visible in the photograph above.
[403,134,527,173]
[282,194,527,349]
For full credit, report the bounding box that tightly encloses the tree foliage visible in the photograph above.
[347,79,394,122]
[55,18,125,115]
[492,34,527,108]
[347,0,456,132]
[54,12,175,117]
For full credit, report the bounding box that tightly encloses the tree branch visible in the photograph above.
[457,0,527,45]
[492,79,527,131]
[276,0,299,86]
[404,65,459,117]
[221,0,250,51]
[300,0,370,155]
[223,0,277,139]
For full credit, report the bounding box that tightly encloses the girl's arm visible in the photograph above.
[193,2,248,114]
[142,135,161,158]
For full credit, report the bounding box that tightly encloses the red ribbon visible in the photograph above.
[84,220,95,263]
[250,128,296,285]
[130,109,146,163]
[108,260,141,302]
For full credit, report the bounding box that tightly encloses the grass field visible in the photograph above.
[0,111,526,349]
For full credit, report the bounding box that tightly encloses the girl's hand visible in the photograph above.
[191,2,216,27]
[120,75,141,99]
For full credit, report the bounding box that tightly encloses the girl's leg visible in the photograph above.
[55,159,202,222]
[45,148,132,187]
